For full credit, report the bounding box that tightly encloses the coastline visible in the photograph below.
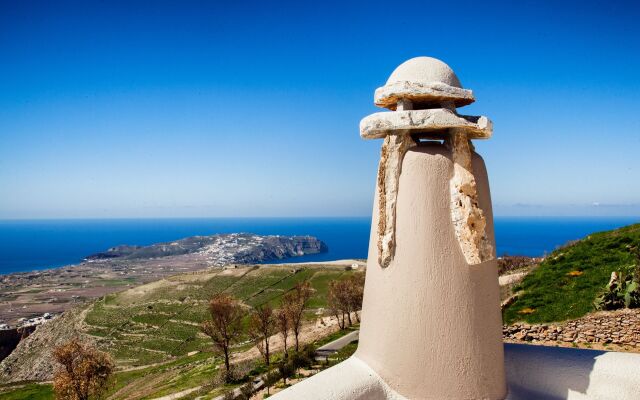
[2,216,639,275]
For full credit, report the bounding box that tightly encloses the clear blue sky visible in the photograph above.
[1,0,639,219]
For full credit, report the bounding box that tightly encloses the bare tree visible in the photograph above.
[52,339,114,400]
[327,274,365,328]
[263,369,280,396]
[248,304,276,367]
[328,280,346,329]
[201,293,245,379]
[275,308,290,358]
[342,281,354,327]
[283,280,314,352]
[347,274,365,323]
[332,279,354,326]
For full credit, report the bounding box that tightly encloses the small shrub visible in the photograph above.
[237,382,254,400]
[289,352,306,371]
[263,369,281,396]
[227,360,256,383]
[302,344,316,363]
[210,368,227,386]
[277,360,295,385]
[268,369,281,381]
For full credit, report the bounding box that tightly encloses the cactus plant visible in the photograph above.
[595,270,640,310]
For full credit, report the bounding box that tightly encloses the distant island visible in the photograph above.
[0,233,327,327]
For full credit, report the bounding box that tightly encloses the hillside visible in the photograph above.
[503,223,640,324]
[85,263,355,367]
[0,261,364,399]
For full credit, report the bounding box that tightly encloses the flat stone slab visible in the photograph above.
[374,81,475,110]
[360,108,492,140]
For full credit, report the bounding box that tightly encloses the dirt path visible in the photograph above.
[150,386,202,400]
[498,271,528,286]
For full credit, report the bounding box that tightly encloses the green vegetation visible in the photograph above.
[503,223,640,324]
[108,351,219,399]
[97,277,137,287]
[0,383,53,400]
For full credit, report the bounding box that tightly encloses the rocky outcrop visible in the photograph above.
[359,108,491,140]
[0,326,35,363]
[504,309,640,349]
[0,306,89,383]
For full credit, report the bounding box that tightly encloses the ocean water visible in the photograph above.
[0,217,638,275]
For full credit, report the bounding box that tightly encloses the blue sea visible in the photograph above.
[0,217,638,275]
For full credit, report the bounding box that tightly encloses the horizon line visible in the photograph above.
[1,215,639,222]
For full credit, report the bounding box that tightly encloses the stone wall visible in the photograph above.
[504,309,640,351]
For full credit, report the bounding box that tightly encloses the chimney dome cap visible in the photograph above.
[375,57,474,110]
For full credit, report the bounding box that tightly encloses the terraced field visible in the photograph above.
[85,263,360,367]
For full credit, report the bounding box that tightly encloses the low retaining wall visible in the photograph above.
[504,309,640,351]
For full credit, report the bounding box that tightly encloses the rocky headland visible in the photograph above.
[84,233,326,264]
